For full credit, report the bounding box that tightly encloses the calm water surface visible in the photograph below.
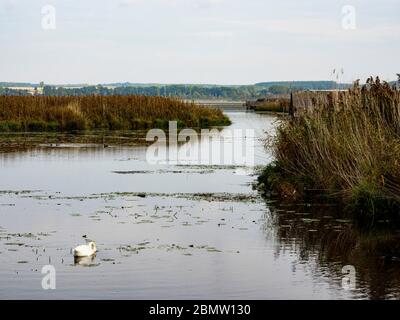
[0,111,399,299]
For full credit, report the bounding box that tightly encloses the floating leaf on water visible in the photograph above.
[118,245,147,254]
[5,242,24,246]
[206,247,222,253]
[335,219,352,223]
[113,170,153,175]
[37,232,51,237]
[70,213,82,217]
[9,232,36,239]
[301,218,320,223]
[294,212,312,216]
[136,220,154,224]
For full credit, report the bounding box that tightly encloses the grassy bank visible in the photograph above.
[0,95,231,132]
[258,78,400,222]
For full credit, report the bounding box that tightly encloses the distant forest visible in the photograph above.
[0,81,353,100]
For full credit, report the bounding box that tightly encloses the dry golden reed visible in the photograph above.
[261,77,400,217]
[0,95,230,131]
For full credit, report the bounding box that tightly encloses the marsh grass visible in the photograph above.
[259,77,400,219]
[0,95,231,132]
[254,98,290,113]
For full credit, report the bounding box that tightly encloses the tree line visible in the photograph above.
[1,81,354,100]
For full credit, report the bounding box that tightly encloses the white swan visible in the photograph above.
[73,241,97,257]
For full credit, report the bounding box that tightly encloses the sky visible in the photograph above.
[0,0,399,85]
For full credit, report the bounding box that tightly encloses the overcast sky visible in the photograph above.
[1,0,399,85]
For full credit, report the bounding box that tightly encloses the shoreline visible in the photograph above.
[256,79,400,224]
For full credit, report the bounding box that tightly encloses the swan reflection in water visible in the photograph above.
[74,254,99,267]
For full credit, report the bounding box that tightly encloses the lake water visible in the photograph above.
[0,111,399,299]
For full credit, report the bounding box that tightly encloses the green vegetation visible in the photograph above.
[0,95,231,132]
[40,82,349,100]
[258,77,400,222]
[254,81,345,90]
[0,81,352,100]
[0,87,31,96]
[42,84,259,100]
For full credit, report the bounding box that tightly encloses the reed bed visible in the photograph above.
[0,95,231,132]
[253,98,290,113]
[259,77,400,220]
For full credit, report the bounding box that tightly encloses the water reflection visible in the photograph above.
[74,255,99,267]
[265,202,400,299]
[2,111,399,299]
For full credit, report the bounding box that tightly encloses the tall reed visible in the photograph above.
[0,95,231,132]
[259,77,400,219]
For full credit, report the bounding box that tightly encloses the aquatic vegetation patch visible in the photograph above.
[117,241,224,256]
[176,164,246,170]
[112,170,153,174]
[0,190,41,195]
[112,169,215,175]
[86,191,261,203]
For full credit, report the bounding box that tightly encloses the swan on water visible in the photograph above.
[73,241,97,257]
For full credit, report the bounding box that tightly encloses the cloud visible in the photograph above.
[119,0,146,7]
[189,31,233,38]
[218,18,400,43]
[119,0,224,9]
[3,0,18,10]
[193,0,225,9]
